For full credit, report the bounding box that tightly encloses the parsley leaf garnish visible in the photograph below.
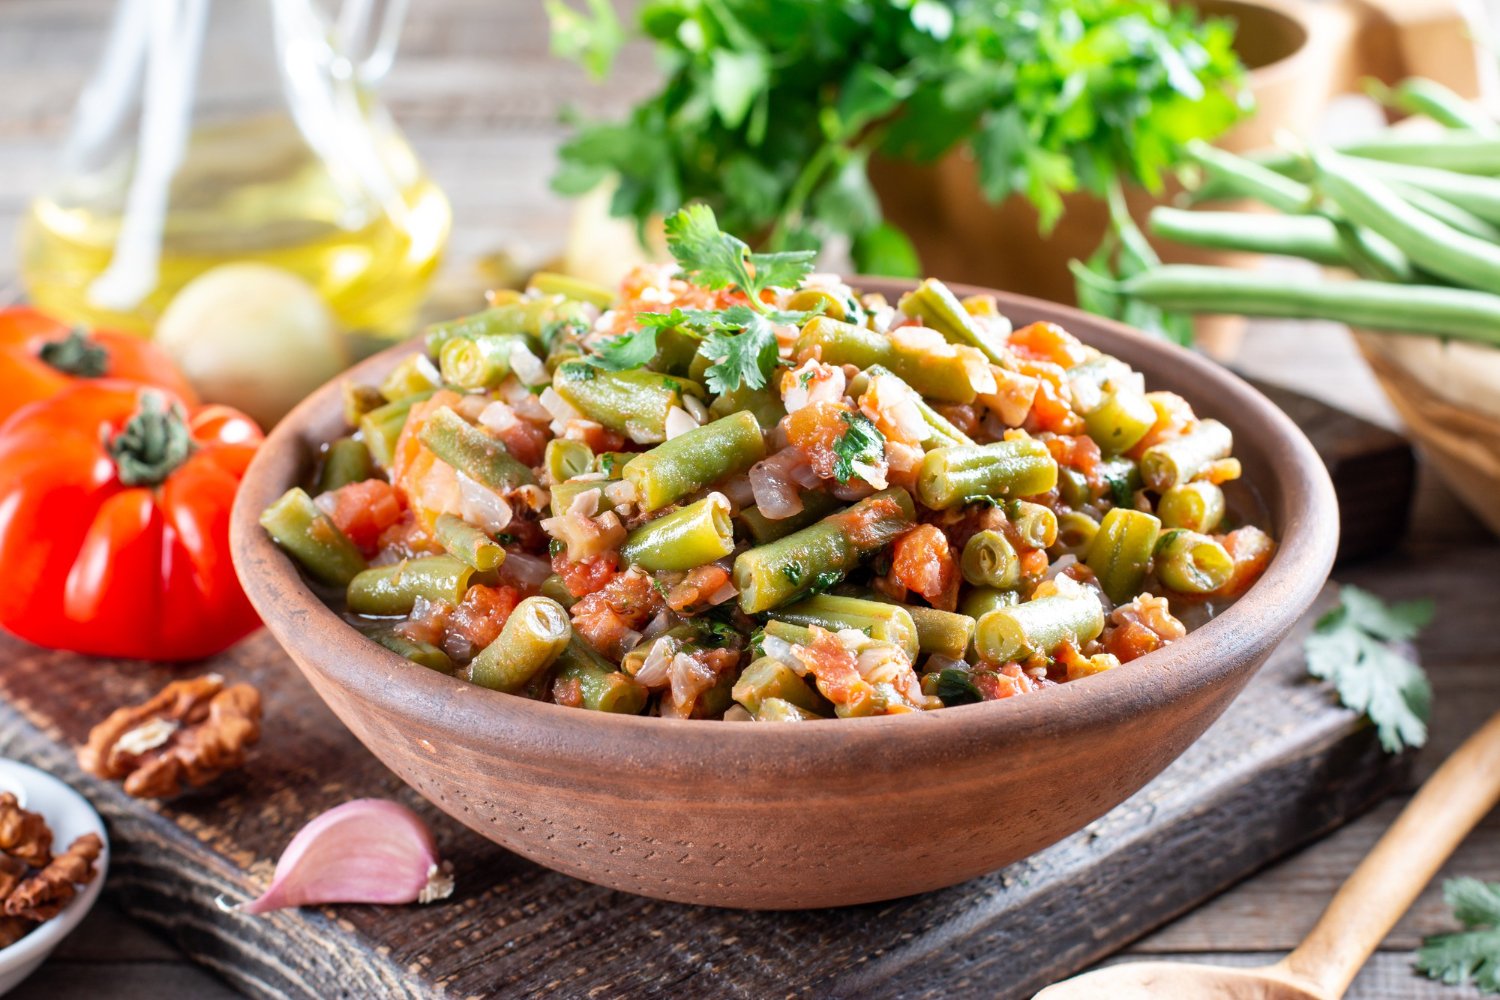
[1417,878,1500,992]
[831,411,886,484]
[700,309,780,393]
[664,204,815,306]
[584,327,660,371]
[936,668,982,707]
[1304,585,1434,753]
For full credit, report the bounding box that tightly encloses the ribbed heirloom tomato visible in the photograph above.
[0,306,198,426]
[0,383,262,660]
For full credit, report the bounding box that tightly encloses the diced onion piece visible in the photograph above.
[478,401,520,434]
[683,394,709,423]
[665,405,699,440]
[749,449,804,519]
[539,387,584,432]
[508,344,548,386]
[456,471,512,534]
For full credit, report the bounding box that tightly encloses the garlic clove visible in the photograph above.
[237,799,453,915]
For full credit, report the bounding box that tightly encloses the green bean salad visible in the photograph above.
[262,207,1276,721]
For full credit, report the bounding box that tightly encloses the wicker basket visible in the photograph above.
[1354,332,1500,537]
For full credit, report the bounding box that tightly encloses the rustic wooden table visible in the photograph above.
[0,3,1496,997]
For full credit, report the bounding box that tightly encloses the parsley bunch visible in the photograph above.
[1304,585,1434,754]
[1418,878,1500,993]
[548,0,1247,276]
[584,205,817,392]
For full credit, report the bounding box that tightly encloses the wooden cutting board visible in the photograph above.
[0,392,1414,1000]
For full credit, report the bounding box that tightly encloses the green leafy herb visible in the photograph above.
[552,0,1247,275]
[1304,585,1434,753]
[664,205,816,307]
[584,327,660,371]
[1417,878,1500,993]
[936,668,982,707]
[548,538,565,557]
[782,562,805,586]
[832,411,886,484]
[807,570,844,596]
[700,312,780,393]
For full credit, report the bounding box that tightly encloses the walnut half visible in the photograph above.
[78,675,262,799]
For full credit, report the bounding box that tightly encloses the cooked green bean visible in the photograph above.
[544,439,594,484]
[732,657,827,716]
[786,287,847,321]
[960,586,1018,619]
[593,451,635,477]
[622,411,766,511]
[434,513,506,571]
[849,366,975,448]
[898,278,1010,364]
[260,487,367,586]
[734,488,917,614]
[552,362,702,443]
[439,333,532,390]
[530,271,615,308]
[707,383,786,430]
[358,391,433,469]
[555,637,648,713]
[917,438,1058,509]
[423,298,571,355]
[343,381,387,426]
[539,573,578,609]
[369,629,454,673]
[1085,508,1161,604]
[346,555,474,616]
[418,406,536,491]
[755,698,821,722]
[738,490,842,543]
[1091,264,1500,348]
[467,596,573,693]
[794,317,983,404]
[620,494,735,571]
[1139,420,1232,492]
[1314,148,1500,291]
[1011,500,1059,549]
[772,595,920,660]
[1084,389,1158,456]
[975,591,1105,663]
[961,530,1020,589]
[901,605,976,660]
[316,437,375,494]
[1055,511,1101,557]
[379,354,442,402]
[549,477,622,517]
[1157,482,1226,533]
[1155,530,1235,594]
[1057,467,1090,508]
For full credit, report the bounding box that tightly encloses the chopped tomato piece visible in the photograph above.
[447,584,521,651]
[1008,322,1091,368]
[1044,433,1104,487]
[1216,526,1275,597]
[570,569,663,660]
[784,400,853,481]
[891,524,958,609]
[321,479,405,555]
[665,564,732,614]
[494,418,549,467]
[553,550,619,598]
[1128,391,1197,458]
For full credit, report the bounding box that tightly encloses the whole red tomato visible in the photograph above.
[0,306,198,427]
[0,383,262,660]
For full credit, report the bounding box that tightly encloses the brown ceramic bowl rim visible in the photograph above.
[230,281,1337,776]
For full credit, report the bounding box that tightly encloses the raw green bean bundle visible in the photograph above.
[622,411,766,511]
[468,597,573,693]
[734,489,916,614]
[260,488,367,587]
[975,591,1105,663]
[918,438,1058,509]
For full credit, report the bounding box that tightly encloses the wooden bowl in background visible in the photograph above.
[230,281,1338,910]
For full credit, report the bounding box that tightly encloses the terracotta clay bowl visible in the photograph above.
[230,280,1338,910]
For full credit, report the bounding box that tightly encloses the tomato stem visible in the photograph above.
[106,391,193,487]
[37,328,109,378]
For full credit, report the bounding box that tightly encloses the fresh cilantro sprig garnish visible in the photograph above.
[1417,878,1500,993]
[663,204,815,309]
[831,411,885,484]
[1304,585,1434,753]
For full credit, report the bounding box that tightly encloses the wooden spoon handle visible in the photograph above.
[1278,711,1500,997]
